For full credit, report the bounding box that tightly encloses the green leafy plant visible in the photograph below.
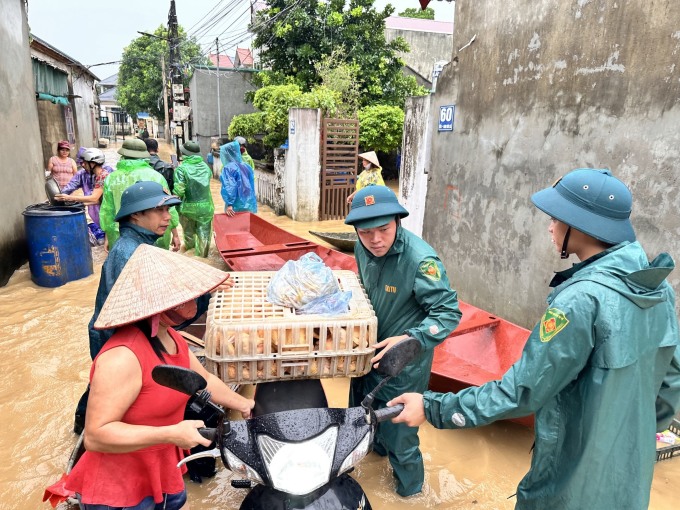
[398,7,435,20]
[358,105,405,154]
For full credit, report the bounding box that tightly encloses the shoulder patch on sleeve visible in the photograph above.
[539,307,569,342]
[419,260,441,281]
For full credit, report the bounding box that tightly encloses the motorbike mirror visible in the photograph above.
[375,337,421,377]
[152,365,207,396]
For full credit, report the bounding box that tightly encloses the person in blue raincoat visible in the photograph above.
[344,185,461,497]
[390,169,680,510]
[219,139,257,215]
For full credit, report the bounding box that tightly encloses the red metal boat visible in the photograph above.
[214,212,533,426]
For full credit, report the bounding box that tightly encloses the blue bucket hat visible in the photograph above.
[531,168,635,245]
[115,181,181,221]
[345,185,409,229]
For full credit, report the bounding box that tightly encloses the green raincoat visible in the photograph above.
[173,155,215,257]
[350,226,461,496]
[423,241,680,510]
[99,159,179,250]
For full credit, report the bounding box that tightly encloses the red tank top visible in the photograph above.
[65,326,191,506]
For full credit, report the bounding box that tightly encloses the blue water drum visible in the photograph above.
[22,204,93,287]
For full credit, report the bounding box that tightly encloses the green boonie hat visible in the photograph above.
[117,138,150,159]
[345,185,408,229]
[115,181,181,221]
[531,168,635,245]
[180,141,201,156]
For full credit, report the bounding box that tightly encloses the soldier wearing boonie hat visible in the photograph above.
[389,168,680,510]
[344,185,461,497]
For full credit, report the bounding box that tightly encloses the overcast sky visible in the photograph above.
[26,0,454,80]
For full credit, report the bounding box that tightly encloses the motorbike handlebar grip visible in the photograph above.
[374,404,404,423]
[198,427,217,442]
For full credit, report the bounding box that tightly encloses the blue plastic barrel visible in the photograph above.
[22,204,93,287]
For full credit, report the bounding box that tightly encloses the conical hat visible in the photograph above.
[94,244,228,330]
[358,151,380,168]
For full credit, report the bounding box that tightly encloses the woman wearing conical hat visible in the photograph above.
[64,244,254,510]
[347,151,386,204]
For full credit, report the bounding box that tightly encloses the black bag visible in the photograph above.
[150,156,175,193]
[183,395,222,482]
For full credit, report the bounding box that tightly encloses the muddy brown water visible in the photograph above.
[1,163,678,509]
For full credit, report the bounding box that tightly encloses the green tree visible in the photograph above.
[358,104,404,153]
[252,0,427,108]
[117,25,206,119]
[398,7,435,20]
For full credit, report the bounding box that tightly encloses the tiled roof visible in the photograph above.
[100,73,118,86]
[235,48,254,66]
[385,16,453,34]
[99,86,117,102]
[209,53,234,68]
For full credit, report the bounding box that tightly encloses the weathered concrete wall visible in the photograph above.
[0,1,47,285]
[386,28,453,85]
[400,95,432,237]
[285,109,321,222]
[72,75,98,149]
[190,68,257,157]
[36,102,68,167]
[424,0,680,328]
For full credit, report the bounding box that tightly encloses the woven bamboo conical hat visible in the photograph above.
[94,244,228,330]
[358,151,380,168]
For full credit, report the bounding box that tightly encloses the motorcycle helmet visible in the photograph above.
[345,185,409,229]
[531,168,635,245]
[81,148,105,165]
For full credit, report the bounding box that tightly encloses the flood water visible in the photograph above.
[1,146,678,509]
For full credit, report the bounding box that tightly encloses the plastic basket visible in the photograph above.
[655,419,680,462]
[204,270,377,384]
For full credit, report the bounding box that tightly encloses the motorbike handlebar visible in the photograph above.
[198,427,217,442]
[374,404,404,423]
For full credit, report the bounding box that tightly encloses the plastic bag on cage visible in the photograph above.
[296,290,352,316]
[267,253,340,309]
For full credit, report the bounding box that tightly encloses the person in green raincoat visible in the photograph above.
[390,169,680,510]
[99,138,180,251]
[344,185,462,497]
[173,141,215,257]
[235,136,254,170]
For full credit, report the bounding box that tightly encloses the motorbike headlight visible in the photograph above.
[338,431,371,475]
[224,448,264,484]
[258,426,338,495]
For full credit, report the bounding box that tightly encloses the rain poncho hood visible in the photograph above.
[423,241,680,510]
[99,159,179,250]
[219,141,257,213]
[173,155,214,257]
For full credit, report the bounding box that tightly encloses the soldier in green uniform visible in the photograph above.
[390,169,680,510]
[344,185,461,497]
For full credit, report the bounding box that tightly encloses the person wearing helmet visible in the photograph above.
[74,180,183,434]
[344,185,461,497]
[99,138,180,251]
[55,147,111,228]
[173,141,215,257]
[390,169,680,509]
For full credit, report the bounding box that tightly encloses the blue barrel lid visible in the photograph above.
[23,204,85,217]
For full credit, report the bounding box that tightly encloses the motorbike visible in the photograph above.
[152,337,422,510]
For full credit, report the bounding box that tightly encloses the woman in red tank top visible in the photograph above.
[63,244,254,510]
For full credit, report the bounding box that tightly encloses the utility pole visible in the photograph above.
[161,55,171,144]
[216,37,222,140]
[168,0,184,157]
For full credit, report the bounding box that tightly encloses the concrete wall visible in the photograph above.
[285,109,321,222]
[0,1,47,285]
[424,0,680,328]
[36,101,68,167]
[72,74,98,149]
[400,95,432,237]
[190,68,257,156]
[386,28,453,85]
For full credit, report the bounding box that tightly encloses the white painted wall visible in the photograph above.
[284,108,321,222]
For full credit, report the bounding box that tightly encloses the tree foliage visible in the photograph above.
[398,7,435,20]
[357,105,405,154]
[252,0,427,108]
[229,84,340,149]
[117,25,206,119]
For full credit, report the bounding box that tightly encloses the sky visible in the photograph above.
[26,0,454,80]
